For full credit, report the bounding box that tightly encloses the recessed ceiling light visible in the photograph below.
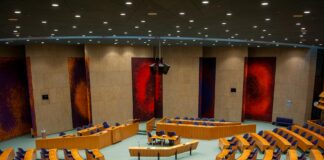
[296,22,301,26]
[202,0,209,4]
[14,10,21,14]
[140,20,146,23]
[221,22,227,25]
[125,1,132,5]
[41,20,47,24]
[315,39,319,42]
[262,29,267,32]
[168,34,171,36]
[319,44,323,46]
[8,18,18,21]
[51,3,59,7]
[284,37,288,41]
[253,25,258,28]
[293,14,303,18]
[179,12,185,16]
[103,21,108,24]
[72,25,77,29]
[89,31,93,34]
[124,32,128,35]
[56,38,59,41]
[41,42,45,44]
[51,33,55,36]
[204,27,208,30]
[235,33,239,36]
[54,29,58,32]
[15,26,21,29]
[304,10,311,14]
[13,30,18,33]
[225,29,230,32]
[75,14,81,18]
[226,12,232,16]
[148,30,152,33]
[260,36,265,39]
[120,12,126,16]
[134,25,139,29]
[268,33,272,36]
[197,32,201,35]
[301,27,306,30]
[108,28,112,31]
[189,19,194,23]
[265,18,271,21]
[89,39,92,42]
[261,2,269,6]
[176,25,180,28]
[176,30,180,33]
[147,12,157,16]
[26,39,30,42]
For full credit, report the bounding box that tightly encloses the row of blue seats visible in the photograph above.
[302,123,323,135]
[314,120,324,127]
[174,116,225,122]
[166,119,216,126]
[273,128,319,147]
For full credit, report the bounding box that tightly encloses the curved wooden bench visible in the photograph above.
[235,135,250,151]
[309,149,323,160]
[286,149,298,160]
[292,125,324,149]
[262,150,273,160]
[264,130,291,152]
[48,149,58,160]
[71,149,83,160]
[219,138,231,150]
[0,148,15,160]
[129,140,199,159]
[249,133,270,152]
[236,149,251,160]
[215,149,235,160]
[23,149,36,160]
[278,128,313,152]
[307,120,323,134]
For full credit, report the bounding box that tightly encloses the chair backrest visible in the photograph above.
[301,132,306,137]
[315,129,320,134]
[0,149,3,155]
[243,133,249,139]
[283,134,289,139]
[247,137,252,142]
[298,153,306,159]
[177,121,182,124]
[309,126,314,131]
[250,140,256,145]
[273,128,278,133]
[219,119,225,122]
[278,130,283,135]
[258,130,263,136]
[208,123,215,126]
[103,122,110,128]
[270,140,276,146]
[59,132,66,136]
[287,126,292,130]
[193,122,199,125]
[307,136,313,141]
[189,117,194,120]
[202,122,207,126]
[167,132,176,137]
[175,116,180,119]
[291,140,298,146]
[302,123,308,128]
[184,117,189,120]
[147,132,152,137]
[293,129,299,133]
[18,148,25,153]
[312,139,318,145]
[166,120,171,123]
[115,122,120,126]
[288,137,294,143]
[266,137,272,142]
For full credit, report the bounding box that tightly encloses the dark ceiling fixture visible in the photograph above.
[150,39,170,75]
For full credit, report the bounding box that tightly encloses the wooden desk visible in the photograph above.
[110,126,122,144]
[146,118,155,132]
[0,148,15,160]
[157,122,256,140]
[216,149,230,160]
[278,128,313,152]
[264,130,291,152]
[71,149,83,160]
[250,133,270,152]
[92,149,105,160]
[152,135,179,145]
[129,140,199,158]
[77,124,104,136]
[307,120,323,134]
[309,149,323,160]
[23,149,36,160]
[286,149,298,160]
[169,119,241,126]
[235,135,250,151]
[237,149,251,160]
[36,122,139,149]
[262,150,273,160]
[48,149,58,160]
[219,138,230,150]
[292,125,324,149]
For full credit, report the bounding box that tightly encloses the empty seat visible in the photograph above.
[293,129,299,133]
[258,130,263,136]
[115,122,120,126]
[302,123,308,128]
[312,139,318,146]
[278,130,283,136]
[193,122,199,125]
[300,132,306,137]
[177,121,182,124]
[183,117,189,120]
[307,135,313,141]
[59,132,66,136]
[273,128,279,133]
[243,133,249,139]
[309,126,314,131]
[287,137,294,143]
[283,134,289,139]
[174,116,180,119]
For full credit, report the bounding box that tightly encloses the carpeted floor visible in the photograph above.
[0,120,299,160]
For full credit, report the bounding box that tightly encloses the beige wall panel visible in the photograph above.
[249,48,315,124]
[203,47,248,122]
[26,44,84,135]
[162,46,202,118]
[85,45,153,124]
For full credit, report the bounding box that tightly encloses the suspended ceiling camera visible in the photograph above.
[150,40,170,75]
